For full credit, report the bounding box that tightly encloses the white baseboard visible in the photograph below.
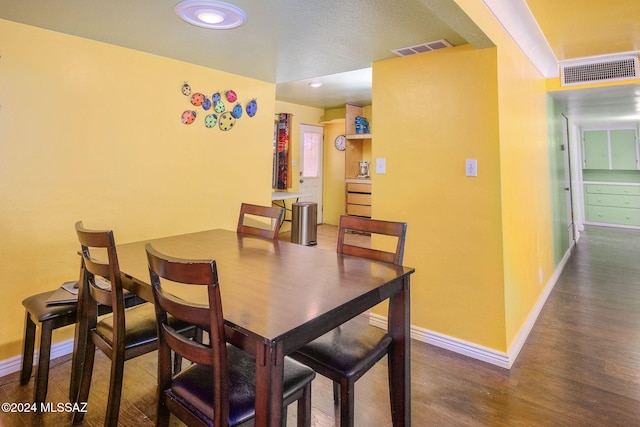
[0,338,75,379]
[370,244,572,369]
[369,313,512,368]
[584,221,640,230]
[505,243,573,366]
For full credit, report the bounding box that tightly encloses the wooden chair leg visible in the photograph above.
[20,312,36,385]
[104,354,125,427]
[297,382,312,427]
[34,320,54,406]
[70,310,89,402]
[339,380,355,427]
[156,394,171,427]
[72,341,96,424]
[69,341,84,403]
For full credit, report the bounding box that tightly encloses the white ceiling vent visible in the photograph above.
[392,39,452,57]
[561,55,639,86]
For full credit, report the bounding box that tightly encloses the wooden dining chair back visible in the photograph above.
[291,215,407,426]
[337,215,407,265]
[236,202,285,239]
[146,243,316,427]
[73,221,193,427]
[75,222,126,322]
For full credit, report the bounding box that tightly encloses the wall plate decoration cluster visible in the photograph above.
[180,82,257,131]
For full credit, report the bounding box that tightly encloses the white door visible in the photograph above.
[299,124,323,224]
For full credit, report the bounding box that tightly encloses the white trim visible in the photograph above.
[584,221,640,230]
[505,244,572,366]
[370,313,510,368]
[370,244,572,369]
[0,338,75,379]
[482,0,558,78]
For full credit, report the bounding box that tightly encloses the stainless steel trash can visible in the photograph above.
[291,202,317,245]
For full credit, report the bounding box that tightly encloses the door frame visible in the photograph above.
[562,114,576,246]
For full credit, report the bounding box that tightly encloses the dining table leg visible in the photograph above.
[254,341,284,426]
[387,275,411,427]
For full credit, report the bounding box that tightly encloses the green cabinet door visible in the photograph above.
[583,130,609,169]
[610,129,638,170]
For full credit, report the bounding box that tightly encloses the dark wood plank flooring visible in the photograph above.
[2,225,640,426]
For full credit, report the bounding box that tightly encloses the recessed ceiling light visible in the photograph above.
[175,0,247,29]
[198,12,225,24]
[309,82,323,88]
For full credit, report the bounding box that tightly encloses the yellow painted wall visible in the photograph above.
[453,0,554,350]
[372,45,507,349]
[372,1,555,352]
[322,107,346,122]
[0,19,275,359]
[322,120,346,225]
[495,40,553,348]
[546,76,640,92]
[364,0,554,351]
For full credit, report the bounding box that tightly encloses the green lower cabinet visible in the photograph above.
[585,184,640,227]
[587,205,640,226]
[585,184,640,196]
[586,193,640,208]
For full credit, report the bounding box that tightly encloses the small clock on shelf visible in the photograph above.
[334,135,346,151]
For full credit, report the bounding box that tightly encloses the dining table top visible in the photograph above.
[115,228,414,349]
[107,227,414,426]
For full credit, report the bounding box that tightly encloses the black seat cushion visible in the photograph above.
[22,291,77,324]
[168,345,315,426]
[95,303,193,350]
[23,288,144,325]
[293,319,392,378]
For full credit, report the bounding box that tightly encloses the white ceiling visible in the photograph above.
[1,0,639,125]
[549,83,640,128]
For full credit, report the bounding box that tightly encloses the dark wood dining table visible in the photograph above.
[77,228,414,426]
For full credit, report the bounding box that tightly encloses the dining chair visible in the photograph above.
[71,221,194,427]
[290,215,407,426]
[20,264,143,407]
[146,243,316,427]
[236,202,285,239]
[20,282,80,407]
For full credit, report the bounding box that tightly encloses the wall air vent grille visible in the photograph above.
[561,56,639,86]
[392,39,452,57]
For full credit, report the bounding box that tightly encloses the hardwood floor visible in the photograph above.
[2,225,640,426]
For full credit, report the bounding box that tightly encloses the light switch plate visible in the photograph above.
[376,158,386,174]
[466,159,477,177]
